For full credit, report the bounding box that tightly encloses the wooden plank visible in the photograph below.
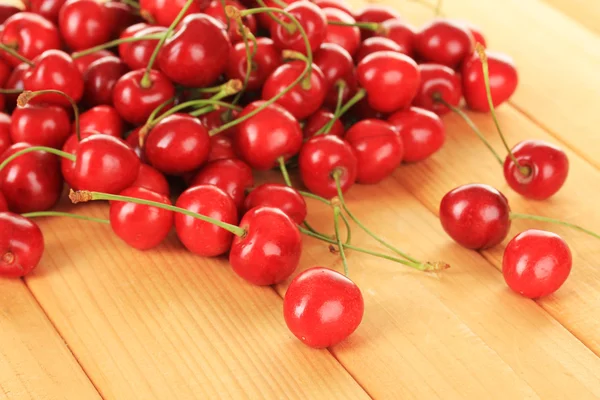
[0,278,100,400]
[541,0,600,36]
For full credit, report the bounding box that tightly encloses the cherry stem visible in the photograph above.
[256,0,296,33]
[69,190,247,237]
[18,90,81,141]
[71,33,164,59]
[145,96,176,127]
[510,213,600,241]
[231,24,256,107]
[327,20,379,31]
[333,206,350,276]
[0,43,34,66]
[0,146,75,172]
[270,0,288,7]
[314,88,366,136]
[0,89,24,95]
[278,157,293,187]
[21,211,110,224]
[188,105,215,117]
[140,0,196,89]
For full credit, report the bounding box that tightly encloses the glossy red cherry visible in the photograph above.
[207,135,237,162]
[387,107,445,162]
[77,105,124,139]
[175,185,238,257]
[503,229,572,299]
[345,119,403,184]
[139,0,207,27]
[376,19,415,58]
[157,14,231,88]
[226,37,282,91]
[0,212,44,278]
[29,0,66,22]
[313,0,354,16]
[304,108,344,138]
[322,7,360,57]
[118,25,166,71]
[270,1,327,55]
[129,163,170,196]
[244,183,307,225]
[355,36,402,63]
[299,134,357,198]
[439,183,511,250]
[230,206,302,285]
[1,12,60,67]
[0,143,63,213]
[414,19,474,68]
[205,0,257,43]
[0,113,11,155]
[313,42,357,109]
[503,140,569,200]
[357,51,420,113]
[283,267,363,348]
[83,56,129,106]
[262,61,327,120]
[355,5,400,39]
[103,1,139,38]
[413,63,462,115]
[10,104,71,148]
[462,50,518,112]
[58,0,112,51]
[73,49,113,75]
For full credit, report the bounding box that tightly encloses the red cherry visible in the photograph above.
[0,113,11,155]
[72,49,113,75]
[1,12,60,67]
[112,69,175,125]
[0,212,44,278]
[3,63,30,110]
[376,19,415,58]
[29,0,66,22]
[0,143,63,213]
[313,42,357,109]
[207,135,237,162]
[0,192,7,211]
[355,5,400,39]
[244,183,307,225]
[356,51,420,113]
[226,37,282,91]
[205,0,257,43]
[83,56,129,106]
[270,1,327,55]
[234,101,303,170]
[124,127,145,161]
[284,267,363,348]
[387,106,445,162]
[58,0,112,51]
[175,185,238,257]
[304,108,344,138]
[439,183,511,250]
[77,105,124,139]
[503,229,572,299]
[229,206,302,285]
[344,119,403,184]
[299,134,357,198]
[103,2,139,38]
[130,163,170,196]
[262,61,327,120]
[157,14,231,88]
[413,63,462,115]
[198,108,239,138]
[0,5,21,24]
[355,36,402,63]
[110,187,173,250]
[0,58,11,87]
[10,103,71,148]
[323,7,360,57]
[462,50,518,112]
[144,114,210,176]
[414,19,474,68]
[313,0,354,17]
[139,0,207,27]
[503,140,569,200]
[118,25,166,71]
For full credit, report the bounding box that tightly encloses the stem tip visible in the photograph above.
[69,189,93,204]
[17,91,34,107]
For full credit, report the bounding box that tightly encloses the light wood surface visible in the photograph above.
[1,0,600,399]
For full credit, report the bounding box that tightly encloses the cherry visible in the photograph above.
[199,108,239,138]
[139,0,207,27]
[0,113,11,155]
[110,187,173,250]
[58,0,112,51]
[283,267,363,348]
[118,25,167,70]
[144,114,210,176]
[207,135,238,162]
[130,163,170,196]
[73,49,113,75]
[229,206,302,285]
[226,37,282,91]
[0,5,21,24]
[175,184,239,257]
[413,63,462,115]
[0,192,7,211]
[503,140,569,201]
[0,212,44,278]
[439,183,511,250]
[376,19,415,58]
[313,43,357,109]
[157,14,231,88]
[414,19,474,68]
[351,96,389,120]
[28,0,66,22]
[1,12,60,67]
[355,36,403,63]
[3,63,30,110]
[313,0,354,16]
[112,69,175,125]
[304,108,344,138]
[244,183,307,225]
[103,2,140,38]
[0,58,11,87]
[262,61,327,120]
[190,158,254,211]
[77,105,124,139]
[503,229,572,299]
[205,0,257,43]
[322,7,360,57]
[0,143,63,213]
[124,127,145,161]
[387,107,445,162]
[251,0,301,30]
[356,51,420,113]
[270,1,327,55]
[355,5,400,39]
[83,56,129,107]
[10,103,71,148]
[299,134,357,198]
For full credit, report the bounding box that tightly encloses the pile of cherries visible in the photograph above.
[0,0,596,349]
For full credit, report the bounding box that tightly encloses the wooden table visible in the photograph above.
[2,0,600,398]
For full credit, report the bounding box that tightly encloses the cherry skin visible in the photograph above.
[157,14,231,88]
[144,114,210,176]
[355,5,400,39]
[0,192,7,211]
[175,185,239,257]
[313,42,357,109]
[130,163,170,196]
[313,0,354,17]
[0,212,44,278]
[414,19,474,68]
[262,61,327,120]
[344,119,403,184]
[229,206,302,286]
[77,106,124,139]
[304,108,345,139]
[503,139,569,200]
[109,187,173,251]
[439,183,511,250]
[271,1,327,55]
[139,0,207,27]
[103,2,140,38]
[118,25,167,71]
[0,143,63,213]
[58,0,112,51]
[322,7,360,57]
[124,127,145,161]
[1,12,61,67]
[3,63,30,110]
[234,101,303,170]
[283,267,364,348]
[0,5,20,24]
[503,229,572,299]
[205,0,257,44]
[413,63,462,115]
[207,135,237,162]
[387,107,445,162]
[244,183,307,225]
[376,19,416,58]
[0,58,11,87]
[190,159,254,211]
[299,135,357,198]
[462,50,518,112]
[83,56,129,107]
[10,104,71,149]
[355,36,403,63]
[29,0,66,23]
[0,113,11,155]
[226,37,282,91]
[73,49,113,75]
[357,51,420,113]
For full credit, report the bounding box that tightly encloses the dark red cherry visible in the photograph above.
[83,56,129,106]
[226,37,282,91]
[130,163,170,196]
[1,12,60,67]
[322,7,360,57]
[3,63,30,110]
[355,5,400,39]
[118,25,166,71]
[351,96,389,120]
[0,58,11,87]
[376,19,415,58]
[355,36,402,63]
[29,0,66,22]
[58,0,112,51]
[387,106,445,162]
[503,140,569,200]
[139,0,207,27]
[270,1,327,55]
[439,183,511,250]
[304,108,344,138]
[205,0,257,43]
[414,19,474,68]
[10,104,71,148]
[0,5,21,24]
[103,1,140,38]
[77,105,124,139]
[313,42,357,109]
[73,49,113,75]
[198,108,239,138]
[0,192,7,211]
[0,212,44,278]
[413,63,461,115]
[207,135,237,162]
[313,0,354,17]
[0,113,11,155]
[244,183,307,225]
[124,127,145,161]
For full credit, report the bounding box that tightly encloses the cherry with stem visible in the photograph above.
[17,90,81,141]
[313,88,366,136]
[0,44,35,66]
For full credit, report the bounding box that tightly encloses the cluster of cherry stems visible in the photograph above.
[0,0,597,349]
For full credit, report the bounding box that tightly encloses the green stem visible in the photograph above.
[19,90,81,141]
[231,24,256,108]
[145,96,176,127]
[510,213,600,240]
[149,99,241,129]
[256,0,296,33]
[340,212,352,245]
[0,43,34,66]
[270,0,288,7]
[314,88,366,136]
[333,206,349,276]
[71,33,164,59]
[189,105,215,117]
[0,89,24,95]
[298,190,330,205]
[314,81,346,136]
[21,211,110,224]
[327,20,379,31]
[0,146,75,171]
[278,157,293,187]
